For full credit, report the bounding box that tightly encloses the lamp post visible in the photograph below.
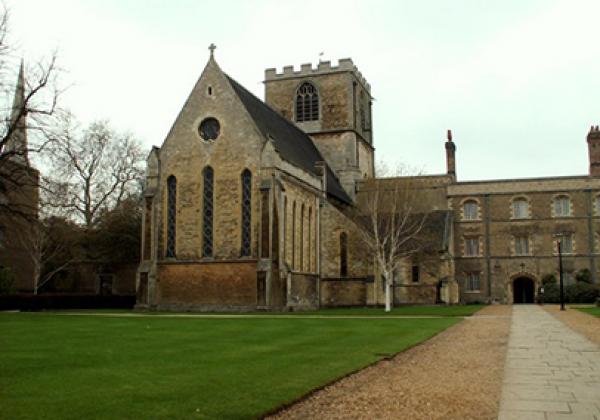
[557,240,565,311]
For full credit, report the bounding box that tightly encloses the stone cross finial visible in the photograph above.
[209,43,216,57]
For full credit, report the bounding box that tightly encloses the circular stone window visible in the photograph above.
[199,117,220,141]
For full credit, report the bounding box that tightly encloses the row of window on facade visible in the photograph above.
[461,195,580,221]
[462,233,574,257]
[164,168,252,258]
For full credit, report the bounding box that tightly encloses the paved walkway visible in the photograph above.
[499,305,600,420]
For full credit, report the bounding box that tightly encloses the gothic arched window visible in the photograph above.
[308,207,312,272]
[295,82,319,122]
[202,166,214,257]
[292,201,296,269]
[241,169,252,257]
[300,204,305,270]
[340,232,348,277]
[166,175,177,258]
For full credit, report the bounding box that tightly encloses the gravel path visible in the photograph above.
[269,305,512,420]
[544,305,600,346]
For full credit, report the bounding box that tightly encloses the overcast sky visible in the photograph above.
[9,0,600,181]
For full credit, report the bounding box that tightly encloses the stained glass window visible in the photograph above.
[166,175,177,258]
[241,169,252,256]
[202,166,214,257]
[295,82,319,122]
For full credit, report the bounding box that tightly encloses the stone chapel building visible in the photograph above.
[136,51,600,310]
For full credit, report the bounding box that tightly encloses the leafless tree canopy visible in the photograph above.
[0,6,61,219]
[355,163,433,311]
[44,116,145,228]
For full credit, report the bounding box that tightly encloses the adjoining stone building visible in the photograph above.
[136,51,598,309]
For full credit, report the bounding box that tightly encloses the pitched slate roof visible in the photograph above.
[225,74,352,204]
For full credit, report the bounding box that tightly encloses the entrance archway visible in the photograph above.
[513,277,535,304]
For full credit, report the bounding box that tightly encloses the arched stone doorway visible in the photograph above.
[513,277,535,304]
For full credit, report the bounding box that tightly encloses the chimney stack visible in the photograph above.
[587,125,600,176]
[445,129,456,181]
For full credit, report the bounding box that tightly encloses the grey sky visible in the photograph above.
[10,0,600,180]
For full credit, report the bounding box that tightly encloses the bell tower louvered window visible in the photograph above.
[166,175,177,258]
[202,166,214,257]
[241,169,252,256]
[295,82,319,122]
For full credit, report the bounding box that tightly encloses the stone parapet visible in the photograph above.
[265,58,371,92]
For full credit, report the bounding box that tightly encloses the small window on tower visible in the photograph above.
[208,86,213,95]
[295,82,319,122]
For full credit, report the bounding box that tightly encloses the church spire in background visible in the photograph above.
[4,60,29,165]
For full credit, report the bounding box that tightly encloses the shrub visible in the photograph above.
[0,267,16,295]
[542,274,556,286]
[575,268,593,284]
[542,274,560,303]
[565,282,600,304]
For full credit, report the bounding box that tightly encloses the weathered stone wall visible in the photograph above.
[157,261,257,309]
[320,279,367,306]
[265,70,353,131]
[156,59,263,261]
[280,177,320,274]
[319,201,370,279]
[393,257,441,304]
[288,273,319,309]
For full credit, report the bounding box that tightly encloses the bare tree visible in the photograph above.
[45,115,145,228]
[355,164,432,312]
[0,7,61,220]
[17,217,74,294]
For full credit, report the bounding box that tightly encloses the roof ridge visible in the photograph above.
[224,73,327,160]
[224,73,352,204]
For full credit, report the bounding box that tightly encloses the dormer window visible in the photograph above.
[295,82,319,122]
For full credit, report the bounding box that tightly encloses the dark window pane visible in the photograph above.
[166,175,177,258]
[202,167,214,257]
[340,232,348,277]
[241,170,252,256]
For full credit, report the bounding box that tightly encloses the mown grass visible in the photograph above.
[0,312,459,419]
[577,307,600,318]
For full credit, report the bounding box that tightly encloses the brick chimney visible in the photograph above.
[445,129,456,181]
[587,125,600,176]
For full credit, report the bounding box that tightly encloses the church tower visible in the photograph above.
[264,59,374,200]
[4,61,29,166]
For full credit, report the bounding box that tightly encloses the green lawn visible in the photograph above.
[0,313,459,420]
[577,307,600,318]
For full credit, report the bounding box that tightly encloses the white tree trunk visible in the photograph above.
[384,271,392,312]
